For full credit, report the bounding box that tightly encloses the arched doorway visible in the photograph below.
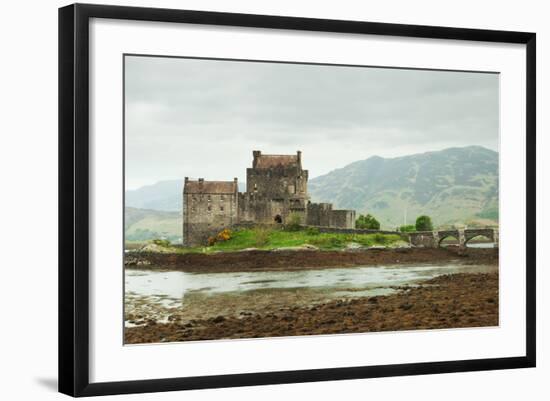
[274,214,282,224]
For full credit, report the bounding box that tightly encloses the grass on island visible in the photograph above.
[127,226,405,254]
[209,227,403,251]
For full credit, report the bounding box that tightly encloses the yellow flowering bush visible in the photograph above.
[207,228,232,246]
[217,228,232,242]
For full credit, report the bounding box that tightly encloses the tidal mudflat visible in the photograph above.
[124,248,498,343]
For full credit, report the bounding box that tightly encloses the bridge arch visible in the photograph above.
[464,233,495,248]
[407,228,496,249]
[436,230,461,248]
[464,229,495,245]
[438,234,460,247]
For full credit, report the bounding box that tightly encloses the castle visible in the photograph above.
[183,150,356,246]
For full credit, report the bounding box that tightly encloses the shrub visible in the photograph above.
[305,227,320,236]
[415,215,433,231]
[399,224,416,233]
[356,214,381,230]
[372,233,387,244]
[207,228,232,246]
[216,228,232,242]
[285,213,303,232]
[152,238,171,247]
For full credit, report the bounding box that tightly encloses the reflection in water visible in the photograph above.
[466,242,495,248]
[125,263,497,300]
[439,242,495,248]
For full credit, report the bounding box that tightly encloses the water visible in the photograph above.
[466,242,496,248]
[125,263,497,301]
[440,242,495,248]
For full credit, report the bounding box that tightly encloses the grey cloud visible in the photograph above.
[124,55,499,189]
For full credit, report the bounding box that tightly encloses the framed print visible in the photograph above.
[58,3,536,397]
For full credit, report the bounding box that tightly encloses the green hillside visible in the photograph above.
[308,146,498,229]
[125,207,181,242]
[126,180,183,211]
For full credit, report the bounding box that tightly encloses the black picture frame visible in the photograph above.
[59,3,536,397]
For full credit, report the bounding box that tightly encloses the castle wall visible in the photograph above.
[329,209,356,229]
[237,193,273,224]
[238,193,307,225]
[306,203,356,229]
[307,225,404,237]
[246,166,308,199]
[306,202,332,226]
[183,179,238,246]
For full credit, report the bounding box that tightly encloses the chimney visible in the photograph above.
[297,150,302,166]
[198,178,204,188]
[252,150,261,168]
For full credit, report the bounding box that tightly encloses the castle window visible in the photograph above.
[207,205,212,211]
[207,195,211,202]
[220,206,224,211]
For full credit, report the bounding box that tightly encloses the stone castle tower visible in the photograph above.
[182,178,239,246]
[238,150,309,225]
[183,151,355,246]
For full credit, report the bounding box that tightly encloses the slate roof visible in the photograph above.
[184,180,237,194]
[255,154,298,169]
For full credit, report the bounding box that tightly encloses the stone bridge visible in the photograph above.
[408,228,498,249]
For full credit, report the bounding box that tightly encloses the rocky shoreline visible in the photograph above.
[124,272,499,344]
[125,247,498,273]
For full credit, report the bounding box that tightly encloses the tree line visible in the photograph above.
[355,214,433,232]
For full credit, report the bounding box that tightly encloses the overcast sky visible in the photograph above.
[125,55,499,190]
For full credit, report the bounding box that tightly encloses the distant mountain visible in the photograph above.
[126,180,184,212]
[125,146,499,233]
[308,146,498,228]
[125,207,182,242]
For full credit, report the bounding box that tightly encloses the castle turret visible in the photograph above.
[252,150,261,168]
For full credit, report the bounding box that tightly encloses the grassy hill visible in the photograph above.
[125,207,181,243]
[308,146,498,229]
[126,180,183,212]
